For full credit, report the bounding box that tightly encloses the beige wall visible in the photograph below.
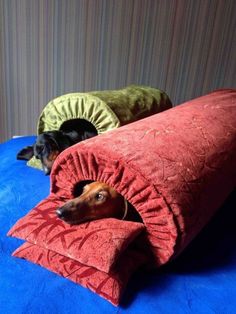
[0,0,235,142]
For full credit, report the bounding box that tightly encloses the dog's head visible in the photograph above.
[17,120,98,175]
[17,131,72,175]
[56,182,126,225]
[33,131,66,174]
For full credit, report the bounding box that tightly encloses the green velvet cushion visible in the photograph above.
[28,85,172,169]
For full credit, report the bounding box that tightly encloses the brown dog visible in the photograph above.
[56,181,141,225]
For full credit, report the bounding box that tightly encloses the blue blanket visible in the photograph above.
[1,136,236,313]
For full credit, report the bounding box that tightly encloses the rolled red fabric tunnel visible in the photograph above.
[9,89,236,305]
[51,88,236,259]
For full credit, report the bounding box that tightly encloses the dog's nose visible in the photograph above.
[56,208,66,219]
[42,165,51,175]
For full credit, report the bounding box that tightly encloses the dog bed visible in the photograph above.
[8,89,236,306]
[28,85,172,169]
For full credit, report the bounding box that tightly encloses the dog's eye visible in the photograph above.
[95,193,105,201]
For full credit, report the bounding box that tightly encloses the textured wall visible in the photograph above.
[0,0,235,142]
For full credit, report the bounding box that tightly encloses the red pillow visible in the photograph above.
[8,196,145,273]
[13,242,147,306]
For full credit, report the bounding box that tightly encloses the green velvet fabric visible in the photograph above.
[28,85,172,169]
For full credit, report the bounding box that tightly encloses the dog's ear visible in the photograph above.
[16,146,34,160]
[73,180,94,197]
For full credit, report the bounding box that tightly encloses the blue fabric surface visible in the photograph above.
[0,136,236,314]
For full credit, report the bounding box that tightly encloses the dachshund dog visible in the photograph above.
[56,181,142,225]
[17,120,97,175]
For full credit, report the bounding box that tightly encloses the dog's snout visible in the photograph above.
[56,202,77,220]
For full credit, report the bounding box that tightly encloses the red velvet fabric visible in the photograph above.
[13,242,146,306]
[9,89,236,305]
[8,197,145,273]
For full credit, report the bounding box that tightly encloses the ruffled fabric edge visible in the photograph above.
[50,144,179,266]
[37,93,120,134]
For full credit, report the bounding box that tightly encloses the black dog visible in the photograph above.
[17,120,97,175]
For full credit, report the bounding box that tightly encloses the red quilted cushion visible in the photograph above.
[13,242,147,306]
[8,196,145,273]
